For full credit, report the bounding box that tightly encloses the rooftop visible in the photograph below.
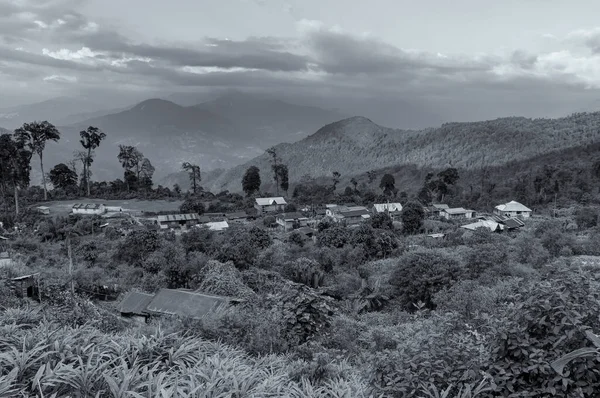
[495,200,532,212]
[73,203,103,210]
[255,197,287,206]
[118,291,154,315]
[157,213,200,222]
[373,203,403,212]
[144,289,232,319]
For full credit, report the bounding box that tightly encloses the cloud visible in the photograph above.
[43,74,77,82]
[2,0,600,119]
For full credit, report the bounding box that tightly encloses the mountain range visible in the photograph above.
[15,93,349,183]
[194,112,600,193]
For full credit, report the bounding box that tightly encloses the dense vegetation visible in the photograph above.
[2,196,600,395]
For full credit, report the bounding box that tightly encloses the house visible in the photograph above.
[226,211,249,224]
[478,214,525,230]
[204,212,227,221]
[72,203,106,215]
[205,220,229,232]
[461,220,503,232]
[494,201,532,218]
[36,206,50,215]
[117,291,154,323]
[427,204,450,217]
[157,213,201,230]
[336,207,371,226]
[373,203,403,219]
[441,208,476,220]
[9,273,40,299]
[144,289,236,320]
[276,212,309,232]
[105,206,124,213]
[254,197,287,214]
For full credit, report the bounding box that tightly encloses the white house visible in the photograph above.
[494,201,532,218]
[72,203,106,215]
[254,197,287,214]
[276,212,309,231]
[441,208,476,220]
[373,203,403,219]
[334,207,371,226]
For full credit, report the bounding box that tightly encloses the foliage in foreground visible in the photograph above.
[0,316,371,398]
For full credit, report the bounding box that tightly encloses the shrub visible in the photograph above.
[389,249,463,310]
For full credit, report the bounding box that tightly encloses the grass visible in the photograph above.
[0,317,373,397]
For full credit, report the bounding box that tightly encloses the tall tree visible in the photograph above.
[182,162,201,194]
[277,164,289,195]
[139,158,155,190]
[0,134,31,215]
[266,147,281,196]
[49,163,78,190]
[117,145,143,191]
[332,171,341,191]
[79,126,106,196]
[14,121,61,201]
[242,166,261,196]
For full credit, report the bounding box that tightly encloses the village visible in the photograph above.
[8,196,534,324]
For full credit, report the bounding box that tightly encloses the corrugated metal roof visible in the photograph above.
[205,221,229,231]
[255,197,287,206]
[461,220,502,232]
[495,201,532,212]
[118,291,154,315]
[277,212,308,221]
[157,213,200,222]
[339,209,371,217]
[444,208,474,215]
[144,289,231,319]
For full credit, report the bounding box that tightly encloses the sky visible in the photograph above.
[3,0,600,125]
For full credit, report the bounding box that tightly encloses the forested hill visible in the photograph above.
[203,112,600,193]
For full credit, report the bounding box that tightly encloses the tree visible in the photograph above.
[438,167,460,186]
[182,162,201,194]
[139,158,155,190]
[49,163,78,190]
[332,171,341,191]
[379,174,396,196]
[350,178,358,192]
[401,202,425,235]
[267,148,288,196]
[277,164,289,195]
[0,134,31,215]
[117,145,143,191]
[14,121,61,200]
[180,197,206,214]
[367,170,377,184]
[242,166,261,196]
[79,126,106,196]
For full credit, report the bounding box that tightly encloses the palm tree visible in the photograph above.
[182,162,201,194]
[14,121,61,200]
[79,126,106,196]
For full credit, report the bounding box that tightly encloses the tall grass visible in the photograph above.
[0,319,372,397]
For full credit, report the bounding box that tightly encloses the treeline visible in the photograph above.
[0,121,212,215]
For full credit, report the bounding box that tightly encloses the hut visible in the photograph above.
[117,291,154,323]
[10,273,40,299]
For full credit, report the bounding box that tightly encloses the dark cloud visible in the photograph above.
[2,0,600,121]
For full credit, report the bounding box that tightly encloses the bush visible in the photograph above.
[389,249,463,310]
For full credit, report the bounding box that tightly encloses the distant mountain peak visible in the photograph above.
[131,98,181,112]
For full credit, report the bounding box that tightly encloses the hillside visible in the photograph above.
[203,112,600,193]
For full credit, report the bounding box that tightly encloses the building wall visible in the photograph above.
[256,204,285,214]
[496,210,531,218]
